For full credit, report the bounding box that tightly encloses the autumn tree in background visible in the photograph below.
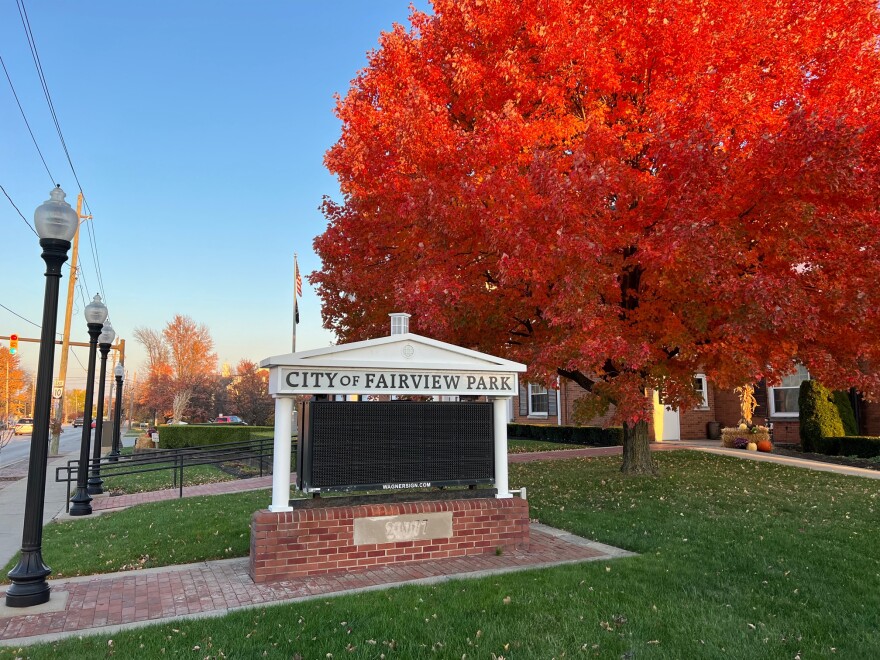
[63,388,86,420]
[313,0,880,474]
[0,347,30,423]
[134,315,218,423]
[226,360,273,426]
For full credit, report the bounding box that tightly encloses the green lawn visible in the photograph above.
[2,490,269,580]
[4,451,880,658]
[100,462,237,495]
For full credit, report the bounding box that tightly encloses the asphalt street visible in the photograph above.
[0,426,87,469]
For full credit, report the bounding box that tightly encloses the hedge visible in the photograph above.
[799,381,844,452]
[157,425,275,449]
[813,436,880,459]
[832,390,859,436]
[507,423,623,446]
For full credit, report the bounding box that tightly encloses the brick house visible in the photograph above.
[512,368,880,442]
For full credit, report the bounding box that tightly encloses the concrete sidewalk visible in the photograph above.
[676,441,880,480]
[0,448,81,569]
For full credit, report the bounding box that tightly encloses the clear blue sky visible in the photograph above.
[1,1,427,389]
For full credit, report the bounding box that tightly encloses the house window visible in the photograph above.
[528,384,549,416]
[769,365,810,416]
[693,374,709,409]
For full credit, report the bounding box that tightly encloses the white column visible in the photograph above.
[269,395,294,512]
[556,384,562,425]
[493,397,512,498]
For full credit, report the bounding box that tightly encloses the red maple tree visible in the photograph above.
[313,0,880,473]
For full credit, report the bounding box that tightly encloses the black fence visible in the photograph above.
[55,436,275,512]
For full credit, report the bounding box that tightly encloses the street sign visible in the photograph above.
[52,379,64,400]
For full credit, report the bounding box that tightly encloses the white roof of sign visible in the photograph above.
[260,333,527,373]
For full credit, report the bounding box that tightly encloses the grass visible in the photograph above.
[1,490,270,580]
[3,451,880,658]
[100,463,237,495]
[93,446,260,495]
[507,438,584,453]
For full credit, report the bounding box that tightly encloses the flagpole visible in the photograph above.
[292,253,298,353]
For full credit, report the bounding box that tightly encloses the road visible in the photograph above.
[0,426,90,468]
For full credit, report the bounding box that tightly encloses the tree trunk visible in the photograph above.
[620,419,657,476]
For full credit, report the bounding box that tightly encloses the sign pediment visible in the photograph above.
[261,333,526,397]
[260,333,526,373]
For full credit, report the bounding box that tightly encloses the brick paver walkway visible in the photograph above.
[0,524,632,645]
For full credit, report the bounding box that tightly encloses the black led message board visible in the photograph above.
[296,401,495,493]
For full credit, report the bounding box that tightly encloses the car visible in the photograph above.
[215,415,246,425]
[73,418,84,428]
[13,418,34,435]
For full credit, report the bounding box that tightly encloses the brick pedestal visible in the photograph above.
[249,497,530,584]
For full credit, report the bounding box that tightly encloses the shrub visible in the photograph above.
[507,423,623,446]
[831,390,859,436]
[158,425,275,449]
[814,435,880,458]
[799,381,844,452]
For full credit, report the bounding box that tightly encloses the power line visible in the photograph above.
[16,0,107,305]
[0,302,41,328]
[0,183,38,236]
[75,278,90,312]
[0,301,82,359]
[68,346,87,373]
[16,0,81,193]
[83,214,106,301]
[0,52,55,185]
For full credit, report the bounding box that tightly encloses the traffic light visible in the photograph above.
[9,334,17,355]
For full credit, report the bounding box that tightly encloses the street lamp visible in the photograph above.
[109,363,124,462]
[6,186,77,607]
[87,321,114,494]
[69,294,108,516]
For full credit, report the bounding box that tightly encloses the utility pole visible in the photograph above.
[50,193,89,454]
[127,371,136,430]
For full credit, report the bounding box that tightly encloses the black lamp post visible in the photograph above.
[109,363,124,462]
[87,321,114,494]
[69,294,108,516]
[6,186,77,607]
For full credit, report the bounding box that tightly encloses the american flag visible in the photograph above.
[295,258,302,297]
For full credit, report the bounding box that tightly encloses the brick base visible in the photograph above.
[249,497,530,584]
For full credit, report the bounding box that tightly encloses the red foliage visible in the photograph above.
[314,0,880,425]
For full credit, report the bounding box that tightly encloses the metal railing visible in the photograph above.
[56,436,276,512]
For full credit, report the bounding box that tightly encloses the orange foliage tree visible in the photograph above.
[0,347,30,421]
[134,316,218,422]
[313,0,880,474]
[226,360,273,427]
